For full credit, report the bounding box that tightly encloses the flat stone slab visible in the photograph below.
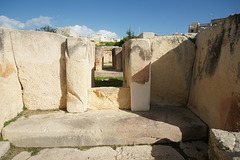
[2,107,207,147]
[12,145,184,160]
[95,70,123,78]
[0,141,10,158]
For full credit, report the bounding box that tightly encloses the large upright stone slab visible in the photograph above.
[188,14,240,131]
[0,27,23,131]
[95,47,103,71]
[11,30,67,110]
[112,47,122,71]
[123,39,151,111]
[150,35,196,107]
[66,37,94,112]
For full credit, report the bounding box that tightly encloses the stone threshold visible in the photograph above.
[2,106,207,148]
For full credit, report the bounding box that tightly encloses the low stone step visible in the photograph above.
[95,70,123,78]
[2,106,207,147]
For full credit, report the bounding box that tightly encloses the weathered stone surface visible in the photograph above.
[88,87,130,110]
[13,145,185,160]
[56,27,79,37]
[112,47,122,71]
[0,141,10,158]
[0,27,23,131]
[188,14,240,130]
[208,128,240,160]
[66,37,95,112]
[12,151,31,160]
[28,147,116,160]
[150,35,195,107]
[95,47,103,71]
[11,30,67,110]
[123,39,151,111]
[117,145,184,160]
[95,70,123,78]
[180,141,208,160]
[2,107,207,147]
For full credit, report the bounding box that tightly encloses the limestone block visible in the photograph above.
[2,107,207,147]
[95,47,103,71]
[150,35,196,107]
[188,14,240,130]
[88,87,130,110]
[0,27,23,131]
[12,151,31,160]
[66,37,94,112]
[208,128,240,160]
[56,27,79,37]
[123,39,151,111]
[112,47,122,71]
[0,141,10,158]
[10,30,67,110]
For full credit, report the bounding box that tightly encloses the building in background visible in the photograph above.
[188,17,226,33]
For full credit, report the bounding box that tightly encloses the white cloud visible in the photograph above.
[0,15,52,30]
[0,16,24,30]
[0,16,119,39]
[70,25,95,37]
[96,30,118,39]
[69,25,118,39]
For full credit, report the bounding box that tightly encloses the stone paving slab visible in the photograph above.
[2,107,207,147]
[95,70,123,78]
[0,141,10,158]
[12,145,185,160]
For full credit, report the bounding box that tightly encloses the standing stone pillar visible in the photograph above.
[95,47,103,71]
[123,39,152,111]
[112,47,122,71]
[66,37,92,112]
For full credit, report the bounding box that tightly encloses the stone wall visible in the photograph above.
[0,28,95,131]
[150,35,196,107]
[102,46,120,64]
[11,30,67,110]
[188,14,240,131]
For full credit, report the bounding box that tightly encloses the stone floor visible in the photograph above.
[2,107,207,148]
[1,142,208,160]
[1,106,209,159]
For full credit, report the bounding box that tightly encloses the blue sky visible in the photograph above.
[1,0,239,38]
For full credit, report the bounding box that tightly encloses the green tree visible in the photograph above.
[35,25,56,33]
[116,28,136,46]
